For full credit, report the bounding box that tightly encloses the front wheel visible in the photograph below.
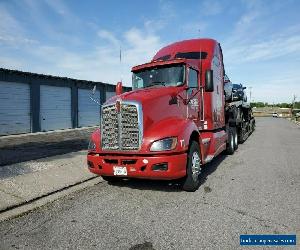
[182,141,201,192]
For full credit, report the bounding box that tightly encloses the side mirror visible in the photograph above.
[205,70,214,92]
[116,81,123,96]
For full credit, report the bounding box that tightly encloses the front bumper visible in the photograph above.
[87,152,187,180]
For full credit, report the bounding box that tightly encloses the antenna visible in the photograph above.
[292,94,297,109]
[119,45,122,82]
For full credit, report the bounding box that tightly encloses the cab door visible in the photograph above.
[186,67,201,127]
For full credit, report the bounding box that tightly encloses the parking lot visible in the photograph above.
[0,117,299,250]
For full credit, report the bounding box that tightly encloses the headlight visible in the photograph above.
[88,140,96,151]
[150,137,177,152]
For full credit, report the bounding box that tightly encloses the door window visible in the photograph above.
[188,68,198,95]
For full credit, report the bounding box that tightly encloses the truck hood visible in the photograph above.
[107,86,179,104]
[106,86,187,136]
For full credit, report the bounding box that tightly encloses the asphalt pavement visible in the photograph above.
[0,150,97,213]
[0,117,299,250]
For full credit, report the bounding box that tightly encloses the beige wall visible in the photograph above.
[253,107,292,117]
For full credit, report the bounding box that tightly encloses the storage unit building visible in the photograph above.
[0,81,31,135]
[40,85,72,131]
[0,68,131,136]
[78,88,101,127]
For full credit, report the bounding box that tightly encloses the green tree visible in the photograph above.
[293,102,300,109]
[250,102,265,108]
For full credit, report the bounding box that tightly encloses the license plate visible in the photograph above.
[113,166,127,176]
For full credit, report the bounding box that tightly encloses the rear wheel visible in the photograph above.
[251,120,255,133]
[226,127,235,155]
[182,141,201,192]
[232,127,238,150]
[238,114,246,144]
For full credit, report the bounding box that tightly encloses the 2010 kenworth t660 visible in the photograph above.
[87,38,255,191]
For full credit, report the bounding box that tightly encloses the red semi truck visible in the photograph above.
[87,38,254,191]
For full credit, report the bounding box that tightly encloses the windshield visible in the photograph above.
[132,65,185,89]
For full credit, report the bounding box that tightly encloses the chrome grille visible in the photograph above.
[101,105,119,150]
[101,101,142,151]
[121,104,139,150]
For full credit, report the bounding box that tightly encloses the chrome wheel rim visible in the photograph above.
[191,151,201,181]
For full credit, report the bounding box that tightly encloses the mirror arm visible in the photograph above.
[184,88,201,105]
[91,85,97,95]
[89,96,101,106]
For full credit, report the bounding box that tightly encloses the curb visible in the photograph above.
[0,127,97,149]
[0,177,103,222]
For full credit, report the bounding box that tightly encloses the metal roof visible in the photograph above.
[0,67,114,86]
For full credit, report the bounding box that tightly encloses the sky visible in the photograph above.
[0,0,300,103]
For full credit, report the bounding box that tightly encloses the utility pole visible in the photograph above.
[292,94,297,118]
[292,94,297,109]
[249,87,252,103]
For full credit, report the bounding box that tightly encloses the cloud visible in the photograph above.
[0,5,19,34]
[235,10,259,32]
[227,3,262,44]
[219,0,300,103]
[44,0,70,16]
[159,0,176,20]
[224,34,300,65]
[0,56,25,69]
[250,75,300,103]
[200,0,222,16]
[143,0,176,33]
[0,24,163,86]
[0,1,164,87]
[179,21,207,38]
[97,30,120,48]
[1,0,299,103]
[0,4,38,47]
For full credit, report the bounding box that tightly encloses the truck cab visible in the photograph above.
[87,39,234,191]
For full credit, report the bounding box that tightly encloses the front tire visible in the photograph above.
[182,141,201,192]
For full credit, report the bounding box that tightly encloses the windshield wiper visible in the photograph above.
[147,81,166,87]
